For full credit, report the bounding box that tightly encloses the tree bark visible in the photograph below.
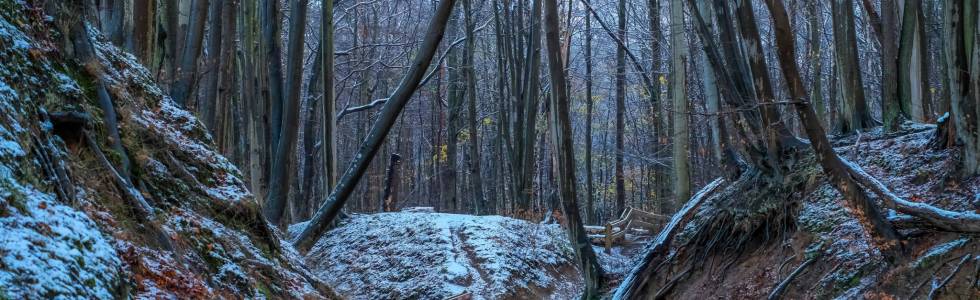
[543,0,604,296]
[671,0,691,203]
[321,0,338,204]
[831,0,877,133]
[200,0,224,129]
[263,0,310,225]
[944,0,980,175]
[171,0,210,107]
[262,0,286,158]
[463,0,485,214]
[132,0,156,65]
[810,1,826,127]
[585,0,595,223]
[381,154,402,212]
[615,0,627,216]
[882,0,904,131]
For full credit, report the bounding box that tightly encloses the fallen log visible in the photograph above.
[613,178,725,299]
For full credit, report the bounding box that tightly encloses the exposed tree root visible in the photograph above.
[84,130,155,217]
[653,265,692,300]
[30,132,75,204]
[841,158,980,232]
[768,252,822,300]
[926,254,971,300]
[615,149,820,299]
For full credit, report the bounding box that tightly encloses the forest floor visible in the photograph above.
[297,211,644,299]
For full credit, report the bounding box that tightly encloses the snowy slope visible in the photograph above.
[303,212,589,299]
[0,1,335,298]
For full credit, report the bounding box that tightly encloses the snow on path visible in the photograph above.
[302,212,587,299]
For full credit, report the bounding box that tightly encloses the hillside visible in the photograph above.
[0,2,335,298]
[619,124,980,299]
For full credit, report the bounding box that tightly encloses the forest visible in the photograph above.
[1,0,980,298]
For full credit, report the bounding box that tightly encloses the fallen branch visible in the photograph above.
[613,178,726,299]
[293,0,457,253]
[842,159,980,232]
[30,133,75,204]
[768,253,822,300]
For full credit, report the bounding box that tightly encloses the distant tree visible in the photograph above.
[171,0,210,107]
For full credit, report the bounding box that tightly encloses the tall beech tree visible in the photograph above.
[831,0,876,133]
[670,0,690,203]
[171,0,210,107]
[263,0,310,225]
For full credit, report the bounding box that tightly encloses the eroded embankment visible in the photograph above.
[622,125,979,299]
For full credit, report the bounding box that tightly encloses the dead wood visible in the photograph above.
[768,252,822,300]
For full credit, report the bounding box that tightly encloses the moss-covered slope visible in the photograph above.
[0,1,336,298]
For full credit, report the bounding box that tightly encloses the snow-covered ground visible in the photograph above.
[302,212,643,299]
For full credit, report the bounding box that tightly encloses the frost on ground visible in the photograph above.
[0,2,334,298]
[304,212,603,299]
[648,123,980,299]
[0,13,120,299]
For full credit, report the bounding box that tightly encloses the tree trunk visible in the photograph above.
[444,15,461,212]
[263,0,309,226]
[671,0,691,203]
[463,0,485,214]
[543,0,604,296]
[381,154,403,212]
[162,0,180,84]
[215,0,238,158]
[584,0,595,223]
[170,0,210,107]
[735,0,794,159]
[944,0,980,175]
[882,0,904,131]
[614,0,627,217]
[696,2,721,165]
[516,0,543,215]
[810,1,826,127]
[200,0,223,129]
[132,0,156,65]
[831,0,877,133]
[321,0,338,203]
[294,0,456,252]
[262,0,286,158]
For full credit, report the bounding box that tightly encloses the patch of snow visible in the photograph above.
[0,166,121,298]
[305,212,583,299]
